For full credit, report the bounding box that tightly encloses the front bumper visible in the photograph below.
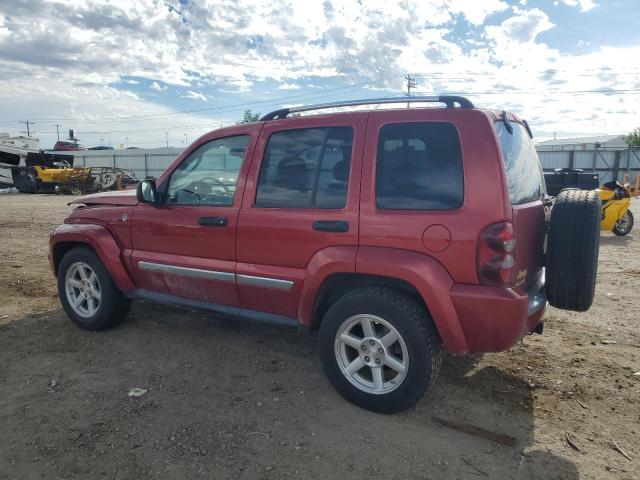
[450,273,546,353]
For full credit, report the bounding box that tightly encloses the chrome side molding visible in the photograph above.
[138,261,294,291]
[236,274,294,291]
[138,261,235,283]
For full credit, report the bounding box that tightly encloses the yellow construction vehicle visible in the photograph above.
[600,181,634,236]
[11,152,137,194]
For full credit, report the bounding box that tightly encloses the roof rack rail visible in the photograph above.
[260,95,474,121]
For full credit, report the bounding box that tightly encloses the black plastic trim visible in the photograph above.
[126,289,299,328]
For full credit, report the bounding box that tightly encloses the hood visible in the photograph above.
[69,189,138,206]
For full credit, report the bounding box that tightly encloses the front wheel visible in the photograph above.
[57,247,131,330]
[318,287,441,413]
[613,210,634,236]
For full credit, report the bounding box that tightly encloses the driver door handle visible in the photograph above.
[198,216,228,227]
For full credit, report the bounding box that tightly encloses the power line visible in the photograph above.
[412,88,640,96]
[30,85,369,136]
[0,82,372,126]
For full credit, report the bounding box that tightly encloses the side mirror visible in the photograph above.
[137,179,157,204]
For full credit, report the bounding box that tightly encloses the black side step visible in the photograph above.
[126,289,300,329]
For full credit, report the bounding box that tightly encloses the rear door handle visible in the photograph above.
[198,216,228,227]
[312,220,349,233]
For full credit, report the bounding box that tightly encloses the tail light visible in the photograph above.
[477,222,516,286]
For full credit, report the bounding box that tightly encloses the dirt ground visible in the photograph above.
[0,193,638,480]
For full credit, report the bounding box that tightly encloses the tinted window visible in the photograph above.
[376,122,463,210]
[167,135,249,206]
[496,122,545,205]
[255,127,353,208]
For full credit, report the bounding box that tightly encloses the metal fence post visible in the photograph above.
[613,150,621,182]
[144,154,148,178]
[113,153,117,169]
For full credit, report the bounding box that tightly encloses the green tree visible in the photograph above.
[238,109,261,124]
[624,127,640,147]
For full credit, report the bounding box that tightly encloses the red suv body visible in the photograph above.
[50,97,557,412]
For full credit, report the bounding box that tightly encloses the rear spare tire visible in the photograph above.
[546,189,600,311]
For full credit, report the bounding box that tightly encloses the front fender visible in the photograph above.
[356,246,469,355]
[50,223,135,292]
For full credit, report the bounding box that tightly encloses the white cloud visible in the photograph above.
[447,0,509,25]
[559,0,598,12]
[277,82,301,90]
[183,90,207,101]
[150,81,166,91]
[485,8,555,44]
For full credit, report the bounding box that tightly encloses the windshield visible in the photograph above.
[496,121,546,205]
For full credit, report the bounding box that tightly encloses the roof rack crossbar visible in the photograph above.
[259,95,474,121]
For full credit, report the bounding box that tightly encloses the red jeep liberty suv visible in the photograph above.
[50,97,600,413]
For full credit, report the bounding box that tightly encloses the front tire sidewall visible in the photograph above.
[613,210,633,236]
[57,247,129,331]
[319,291,435,414]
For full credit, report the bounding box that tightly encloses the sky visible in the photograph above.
[0,0,639,149]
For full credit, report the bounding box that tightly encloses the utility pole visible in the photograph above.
[184,134,188,146]
[53,123,62,141]
[405,74,416,108]
[20,120,35,137]
[165,131,169,148]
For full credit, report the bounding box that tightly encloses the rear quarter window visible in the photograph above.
[375,122,463,210]
[496,121,546,205]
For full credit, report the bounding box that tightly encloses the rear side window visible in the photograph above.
[255,126,353,208]
[376,122,463,210]
[496,122,546,204]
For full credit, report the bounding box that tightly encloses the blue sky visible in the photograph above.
[0,0,638,148]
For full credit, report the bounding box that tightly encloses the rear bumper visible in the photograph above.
[450,273,546,353]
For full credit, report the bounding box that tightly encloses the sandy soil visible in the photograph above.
[0,193,638,479]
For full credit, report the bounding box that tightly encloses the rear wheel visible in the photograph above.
[318,287,441,413]
[613,210,633,236]
[546,189,600,311]
[57,247,131,330]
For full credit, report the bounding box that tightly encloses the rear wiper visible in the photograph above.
[500,111,513,134]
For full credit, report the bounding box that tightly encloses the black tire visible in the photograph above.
[613,210,633,236]
[57,247,131,330]
[546,189,600,311]
[318,287,441,414]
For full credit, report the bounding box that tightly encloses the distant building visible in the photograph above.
[535,134,638,184]
[536,134,628,152]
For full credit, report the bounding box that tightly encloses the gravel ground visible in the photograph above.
[0,193,638,479]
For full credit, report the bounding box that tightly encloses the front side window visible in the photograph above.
[376,122,463,210]
[167,135,249,205]
[255,126,353,208]
[496,122,546,205]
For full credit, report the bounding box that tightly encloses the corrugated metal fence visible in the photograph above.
[70,148,184,180]
[69,146,640,186]
[537,147,640,184]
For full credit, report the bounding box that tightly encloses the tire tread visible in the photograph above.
[546,189,600,311]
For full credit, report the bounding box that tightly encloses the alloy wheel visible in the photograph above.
[65,261,102,318]
[334,314,409,395]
